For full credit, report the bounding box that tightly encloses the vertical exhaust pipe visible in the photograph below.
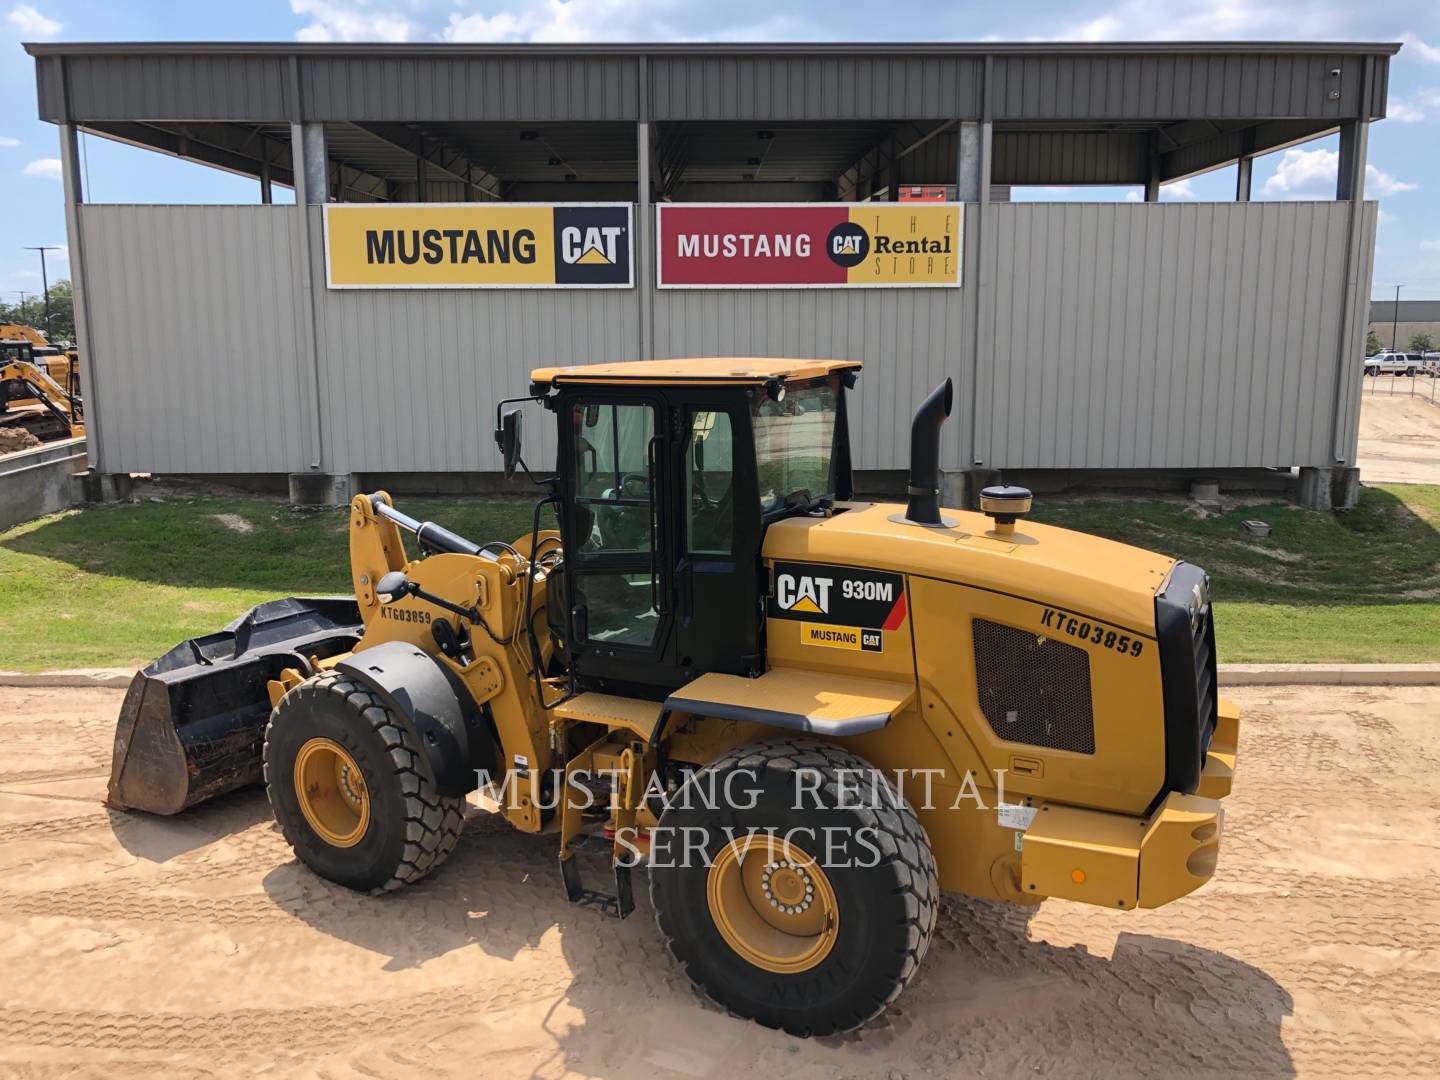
[904,378,954,527]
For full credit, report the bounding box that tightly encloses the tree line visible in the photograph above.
[1368,326,1435,355]
[0,280,76,343]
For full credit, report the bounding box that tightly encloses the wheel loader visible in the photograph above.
[106,358,1239,1036]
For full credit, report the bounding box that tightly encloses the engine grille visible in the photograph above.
[972,619,1096,754]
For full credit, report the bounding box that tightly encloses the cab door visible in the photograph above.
[670,395,763,681]
[561,391,675,691]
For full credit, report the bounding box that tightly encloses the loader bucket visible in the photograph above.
[108,597,364,815]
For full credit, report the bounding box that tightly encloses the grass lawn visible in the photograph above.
[0,497,541,672]
[1030,484,1440,663]
[0,485,1436,670]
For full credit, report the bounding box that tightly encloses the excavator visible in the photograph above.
[0,335,83,441]
[105,358,1238,1036]
[0,323,79,394]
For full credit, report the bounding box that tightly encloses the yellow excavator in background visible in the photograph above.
[0,335,84,440]
[0,324,81,402]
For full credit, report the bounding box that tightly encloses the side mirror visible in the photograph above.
[495,408,523,479]
[375,570,411,605]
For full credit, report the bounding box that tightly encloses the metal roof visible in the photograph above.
[29,40,1397,125]
[26,40,1398,194]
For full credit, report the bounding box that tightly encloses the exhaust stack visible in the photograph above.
[903,378,954,527]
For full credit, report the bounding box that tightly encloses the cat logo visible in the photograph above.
[775,572,832,614]
[562,225,624,266]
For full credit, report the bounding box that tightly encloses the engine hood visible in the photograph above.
[763,501,1175,635]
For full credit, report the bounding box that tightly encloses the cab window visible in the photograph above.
[572,402,655,554]
[686,409,735,555]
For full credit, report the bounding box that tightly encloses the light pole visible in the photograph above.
[23,245,61,341]
[1391,284,1403,352]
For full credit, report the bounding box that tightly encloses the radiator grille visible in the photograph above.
[973,619,1096,754]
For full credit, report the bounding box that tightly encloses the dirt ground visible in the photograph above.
[1357,386,1440,484]
[1,685,1437,1079]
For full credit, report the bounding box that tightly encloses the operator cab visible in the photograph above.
[511,358,860,698]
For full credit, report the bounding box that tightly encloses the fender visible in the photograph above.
[335,641,496,796]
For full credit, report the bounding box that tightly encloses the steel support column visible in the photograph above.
[1326,55,1375,499]
[637,119,653,361]
[299,122,327,205]
[1235,128,1254,202]
[59,120,102,470]
[956,122,983,202]
[290,114,326,472]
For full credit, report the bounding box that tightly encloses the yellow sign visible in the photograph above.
[800,623,884,652]
[844,204,960,286]
[324,203,634,289]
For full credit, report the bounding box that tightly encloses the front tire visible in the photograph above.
[649,738,939,1036]
[263,672,464,893]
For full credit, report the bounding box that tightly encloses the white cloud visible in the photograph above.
[6,4,61,37]
[1399,33,1440,64]
[439,0,810,43]
[1388,88,1440,123]
[1261,147,1417,199]
[0,135,19,148]
[1123,190,1142,202]
[1046,1,1358,44]
[1367,164,1419,198]
[1262,147,1339,196]
[1388,99,1426,123]
[1419,238,1440,252]
[1161,178,1196,201]
[21,157,62,181]
[290,0,416,42]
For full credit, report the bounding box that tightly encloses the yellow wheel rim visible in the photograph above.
[293,737,370,848]
[706,835,839,974]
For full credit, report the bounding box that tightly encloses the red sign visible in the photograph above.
[656,203,962,289]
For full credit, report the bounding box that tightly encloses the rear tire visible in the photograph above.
[263,672,464,893]
[649,738,939,1036]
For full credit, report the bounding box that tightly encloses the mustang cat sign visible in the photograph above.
[324,203,634,289]
[656,203,962,288]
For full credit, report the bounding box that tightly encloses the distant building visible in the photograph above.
[1369,300,1440,351]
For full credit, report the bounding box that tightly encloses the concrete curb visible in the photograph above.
[1218,664,1440,686]
[3,664,1440,690]
[0,668,137,689]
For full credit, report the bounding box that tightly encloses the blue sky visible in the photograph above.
[3,0,1439,307]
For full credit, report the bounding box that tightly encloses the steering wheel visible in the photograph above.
[619,472,650,499]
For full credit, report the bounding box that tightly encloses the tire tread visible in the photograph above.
[263,671,464,894]
[650,736,940,1036]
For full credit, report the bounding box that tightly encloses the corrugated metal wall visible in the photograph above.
[77,205,313,473]
[974,200,1376,470]
[75,200,1374,477]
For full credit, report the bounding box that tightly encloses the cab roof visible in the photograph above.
[530,357,861,388]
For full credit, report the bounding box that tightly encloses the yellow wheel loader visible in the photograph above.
[106,358,1238,1036]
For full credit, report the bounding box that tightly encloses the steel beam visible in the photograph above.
[351,122,502,199]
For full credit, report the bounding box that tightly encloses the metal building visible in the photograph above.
[25,40,1396,507]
